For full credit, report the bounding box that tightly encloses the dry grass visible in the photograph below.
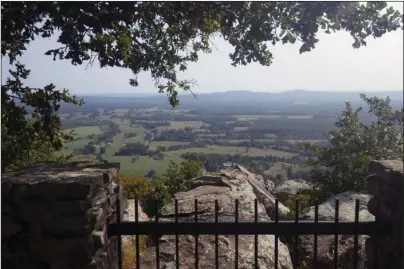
[122,236,148,269]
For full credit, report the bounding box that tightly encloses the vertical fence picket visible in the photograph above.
[108,196,389,269]
[274,199,279,269]
[313,200,319,269]
[235,199,239,269]
[215,200,219,269]
[293,199,299,268]
[155,200,160,269]
[353,199,359,269]
[116,196,123,269]
[135,199,140,269]
[175,199,179,269]
[254,199,258,269]
[195,199,199,269]
[374,199,379,269]
[334,199,339,269]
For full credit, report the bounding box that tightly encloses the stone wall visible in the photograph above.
[2,160,403,269]
[366,160,403,269]
[1,162,121,269]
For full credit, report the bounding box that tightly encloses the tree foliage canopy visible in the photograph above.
[305,95,403,197]
[1,1,403,171]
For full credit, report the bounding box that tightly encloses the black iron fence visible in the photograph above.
[108,198,391,269]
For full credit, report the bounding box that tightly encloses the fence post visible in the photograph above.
[366,160,403,269]
[1,162,121,269]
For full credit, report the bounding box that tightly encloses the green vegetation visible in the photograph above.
[169,121,207,130]
[167,146,296,158]
[119,160,204,217]
[107,156,181,177]
[120,175,153,199]
[236,115,313,121]
[3,1,403,172]
[149,141,190,148]
[64,126,102,139]
[305,95,403,198]
[146,160,204,213]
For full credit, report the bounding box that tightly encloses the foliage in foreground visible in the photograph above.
[120,175,154,200]
[305,94,403,198]
[1,1,403,172]
[120,160,204,217]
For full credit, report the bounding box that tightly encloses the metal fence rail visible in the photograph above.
[109,198,390,269]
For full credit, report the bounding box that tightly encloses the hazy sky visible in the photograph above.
[2,2,403,95]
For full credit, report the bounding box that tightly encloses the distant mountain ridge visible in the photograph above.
[80,89,403,106]
[81,89,402,99]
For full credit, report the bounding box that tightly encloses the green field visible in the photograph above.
[198,133,227,138]
[105,155,181,177]
[104,126,149,157]
[235,115,283,121]
[235,115,313,121]
[286,139,327,144]
[114,108,130,113]
[216,139,276,145]
[233,126,249,131]
[287,115,313,119]
[57,107,322,178]
[166,146,296,157]
[169,121,207,130]
[265,162,311,177]
[64,126,102,139]
[149,141,190,148]
[62,138,91,154]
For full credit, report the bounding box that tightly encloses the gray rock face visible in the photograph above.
[122,199,149,246]
[139,166,293,269]
[273,179,313,203]
[301,192,374,222]
[229,165,290,217]
[295,191,373,269]
[265,179,276,193]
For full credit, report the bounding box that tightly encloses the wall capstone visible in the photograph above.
[366,160,403,269]
[1,162,121,269]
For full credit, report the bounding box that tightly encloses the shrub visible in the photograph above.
[120,175,153,199]
[280,194,312,220]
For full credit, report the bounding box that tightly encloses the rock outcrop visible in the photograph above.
[366,160,403,269]
[273,179,313,203]
[295,191,373,269]
[122,199,149,246]
[139,165,293,269]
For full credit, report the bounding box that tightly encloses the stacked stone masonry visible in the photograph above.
[367,160,403,269]
[1,162,121,269]
[2,160,403,269]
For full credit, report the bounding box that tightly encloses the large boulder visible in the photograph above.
[139,167,293,269]
[225,166,290,217]
[294,191,373,269]
[273,179,313,203]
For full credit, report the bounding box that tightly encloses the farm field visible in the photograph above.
[286,139,327,144]
[105,155,181,177]
[149,141,190,148]
[56,99,337,179]
[166,146,296,157]
[62,138,91,154]
[169,121,207,130]
[235,115,313,121]
[64,126,102,138]
[265,162,311,177]
[216,139,276,144]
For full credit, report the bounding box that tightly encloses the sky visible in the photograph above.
[1,2,403,96]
